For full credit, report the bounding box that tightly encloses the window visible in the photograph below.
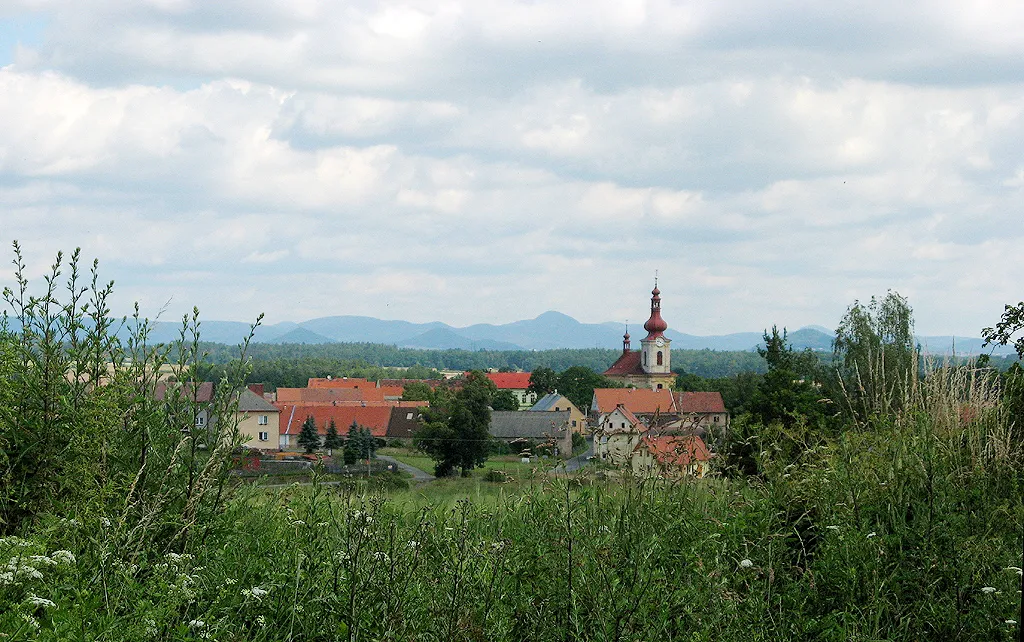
[195,415,205,427]
[258,431,269,441]
[656,383,663,390]
[258,415,268,425]
[571,420,577,427]
[406,412,414,420]
[656,351,663,365]
[714,415,720,423]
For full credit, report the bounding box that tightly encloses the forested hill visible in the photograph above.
[199,341,770,379]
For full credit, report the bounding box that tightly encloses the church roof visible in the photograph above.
[603,350,644,377]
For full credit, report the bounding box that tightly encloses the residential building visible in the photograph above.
[593,405,646,464]
[529,392,587,434]
[489,410,573,456]
[234,388,280,451]
[386,406,423,441]
[631,434,711,478]
[277,404,392,450]
[477,372,537,410]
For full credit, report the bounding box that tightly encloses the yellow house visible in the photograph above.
[234,388,279,451]
[528,392,588,434]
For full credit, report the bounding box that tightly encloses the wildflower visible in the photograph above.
[188,619,206,629]
[25,595,56,609]
[866,532,877,538]
[0,571,14,585]
[256,615,267,627]
[143,618,158,636]
[333,551,351,563]
[407,540,419,549]
[51,550,75,567]
[1007,620,1018,625]
[28,555,56,567]
[739,559,753,569]
[981,586,997,594]
[100,517,111,528]
[224,578,237,585]
[373,552,390,563]
[20,614,39,630]
[242,586,269,602]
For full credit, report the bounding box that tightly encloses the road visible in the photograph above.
[378,455,436,483]
[555,438,593,473]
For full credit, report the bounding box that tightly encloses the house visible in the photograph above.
[386,406,423,441]
[275,387,387,404]
[277,404,393,450]
[602,282,675,391]
[476,372,537,410]
[529,392,587,434]
[591,388,676,421]
[234,388,280,451]
[489,410,573,456]
[673,391,729,433]
[630,434,711,478]
[593,405,647,464]
[154,381,215,430]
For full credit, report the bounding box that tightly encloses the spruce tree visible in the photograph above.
[297,415,320,454]
[323,419,342,455]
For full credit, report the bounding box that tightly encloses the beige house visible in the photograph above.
[630,434,711,478]
[529,392,588,434]
[235,388,280,451]
[594,405,646,465]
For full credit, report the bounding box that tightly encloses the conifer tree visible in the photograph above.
[297,415,320,454]
[323,418,342,455]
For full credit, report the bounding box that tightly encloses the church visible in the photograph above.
[602,282,675,391]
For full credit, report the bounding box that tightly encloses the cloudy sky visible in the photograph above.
[1,1,1022,337]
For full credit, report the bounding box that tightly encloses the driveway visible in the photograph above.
[378,455,435,483]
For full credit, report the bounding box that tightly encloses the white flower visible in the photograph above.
[51,550,75,566]
[25,595,56,609]
[333,551,351,563]
[866,532,877,538]
[188,619,206,629]
[28,555,55,566]
[256,615,266,627]
[224,578,237,585]
[981,586,997,594]
[100,517,111,528]
[290,520,306,527]
[373,552,390,563]
[739,559,753,569]
[0,571,14,585]
[242,586,269,602]
[143,618,158,636]
[407,540,419,549]
[1007,620,1018,625]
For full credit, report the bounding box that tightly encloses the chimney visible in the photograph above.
[248,383,264,397]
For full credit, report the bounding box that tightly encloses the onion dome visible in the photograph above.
[643,284,668,337]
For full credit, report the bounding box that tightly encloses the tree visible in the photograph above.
[834,291,916,420]
[983,301,1024,361]
[527,367,558,398]
[345,421,375,461]
[297,416,320,454]
[492,389,520,411]
[401,381,433,402]
[323,419,342,455]
[415,370,494,476]
[556,366,619,412]
[750,326,830,432]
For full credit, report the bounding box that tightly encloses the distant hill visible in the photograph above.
[87,311,1014,356]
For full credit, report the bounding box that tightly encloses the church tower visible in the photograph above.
[639,282,671,384]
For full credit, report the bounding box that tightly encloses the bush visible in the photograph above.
[481,469,510,483]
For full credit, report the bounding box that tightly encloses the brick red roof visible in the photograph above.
[478,372,532,390]
[307,377,372,389]
[377,379,445,389]
[377,386,404,399]
[675,391,727,413]
[277,404,393,438]
[276,387,385,404]
[602,351,644,377]
[155,381,214,403]
[592,388,676,414]
[635,434,710,467]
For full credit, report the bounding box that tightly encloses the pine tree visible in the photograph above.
[323,419,342,455]
[297,415,320,454]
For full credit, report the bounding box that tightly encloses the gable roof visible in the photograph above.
[592,388,675,415]
[529,393,579,413]
[275,387,386,404]
[236,388,279,413]
[154,381,214,403]
[635,434,711,468]
[489,411,571,440]
[675,391,727,413]
[307,377,371,389]
[479,372,533,390]
[603,351,644,377]
[277,404,393,437]
[386,406,422,439]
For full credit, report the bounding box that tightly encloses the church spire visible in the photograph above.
[643,279,668,338]
[622,323,631,353]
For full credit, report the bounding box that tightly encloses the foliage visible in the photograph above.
[675,370,762,415]
[323,419,342,454]
[983,301,1024,360]
[491,389,520,411]
[401,381,433,401]
[297,416,320,454]
[345,422,376,461]
[527,366,558,397]
[554,365,622,412]
[834,291,917,421]
[415,370,494,477]
[750,326,833,431]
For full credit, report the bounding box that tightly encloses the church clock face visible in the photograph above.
[655,337,665,347]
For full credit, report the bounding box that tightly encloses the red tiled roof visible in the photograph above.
[635,434,710,468]
[277,404,393,438]
[155,381,214,403]
[473,372,533,390]
[276,388,385,404]
[603,351,644,377]
[307,377,371,389]
[675,391,727,413]
[592,388,675,414]
[377,379,445,389]
[377,386,404,399]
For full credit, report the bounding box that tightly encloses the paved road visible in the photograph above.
[378,455,435,483]
[555,438,593,473]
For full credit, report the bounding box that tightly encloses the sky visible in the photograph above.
[0,1,1022,337]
